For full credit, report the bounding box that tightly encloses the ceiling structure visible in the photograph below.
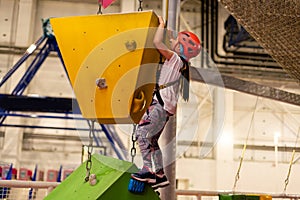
[1,0,298,90]
[1,0,299,109]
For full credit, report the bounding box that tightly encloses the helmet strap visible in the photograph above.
[179,44,187,60]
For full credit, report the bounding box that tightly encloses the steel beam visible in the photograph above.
[0,94,73,113]
[191,67,300,107]
[0,36,46,88]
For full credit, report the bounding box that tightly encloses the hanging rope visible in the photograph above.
[283,150,295,193]
[85,120,95,182]
[232,97,259,192]
[137,0,143,11]
[130,124,138,163]
[97,0,102,14]
[283,126,300,193]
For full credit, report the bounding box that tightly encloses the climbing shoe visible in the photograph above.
[131,166,156,183]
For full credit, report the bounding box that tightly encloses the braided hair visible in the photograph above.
[179,57,190,102]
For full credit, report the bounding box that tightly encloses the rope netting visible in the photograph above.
[220,0,300,82]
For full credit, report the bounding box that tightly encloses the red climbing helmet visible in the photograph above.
[178,31,201,60]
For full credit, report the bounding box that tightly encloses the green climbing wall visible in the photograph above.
[44,154,160,200]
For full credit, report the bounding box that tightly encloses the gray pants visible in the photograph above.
[136,99,170,173]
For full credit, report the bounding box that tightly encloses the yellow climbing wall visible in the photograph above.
[50,11,160,124]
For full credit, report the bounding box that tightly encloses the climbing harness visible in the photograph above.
[154,56,189,107]
[85,120,95,182]
[130,124,138,162]
[153,1,190,106]
[233,97,259,192]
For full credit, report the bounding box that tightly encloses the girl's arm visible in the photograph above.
[153,16,174,60]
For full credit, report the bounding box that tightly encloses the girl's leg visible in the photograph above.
[151,131,164,174]
[150,113,171,188]
[136,100,168,168]
[132,100,168,182]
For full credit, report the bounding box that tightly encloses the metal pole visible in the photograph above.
[0,180,60,188]
[0,39,51,125]
[12,40,51,95]
[160,0,180,199]
[167,0,179,32]
[0,36,46,88]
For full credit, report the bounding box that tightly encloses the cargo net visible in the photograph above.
[220,0,300,82]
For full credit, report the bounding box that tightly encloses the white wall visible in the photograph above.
[177,158,300,193]
[176,88,300,194]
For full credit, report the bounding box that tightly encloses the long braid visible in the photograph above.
[179,58,190,102]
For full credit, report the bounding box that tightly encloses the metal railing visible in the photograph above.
[176,190,300,200]
[0,180,59,200]
[0,180,299,200]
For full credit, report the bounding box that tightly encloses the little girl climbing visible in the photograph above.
[131,16,201,189]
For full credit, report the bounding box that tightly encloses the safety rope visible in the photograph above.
[85,120,95,182]
[232,97,259,192]
[97,0,102,14]
[283,150,295,193]
[130,124,138,162]
[283,126,300,193]
[138,0,143,11]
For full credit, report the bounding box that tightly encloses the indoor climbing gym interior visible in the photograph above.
[0,0,299,200]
